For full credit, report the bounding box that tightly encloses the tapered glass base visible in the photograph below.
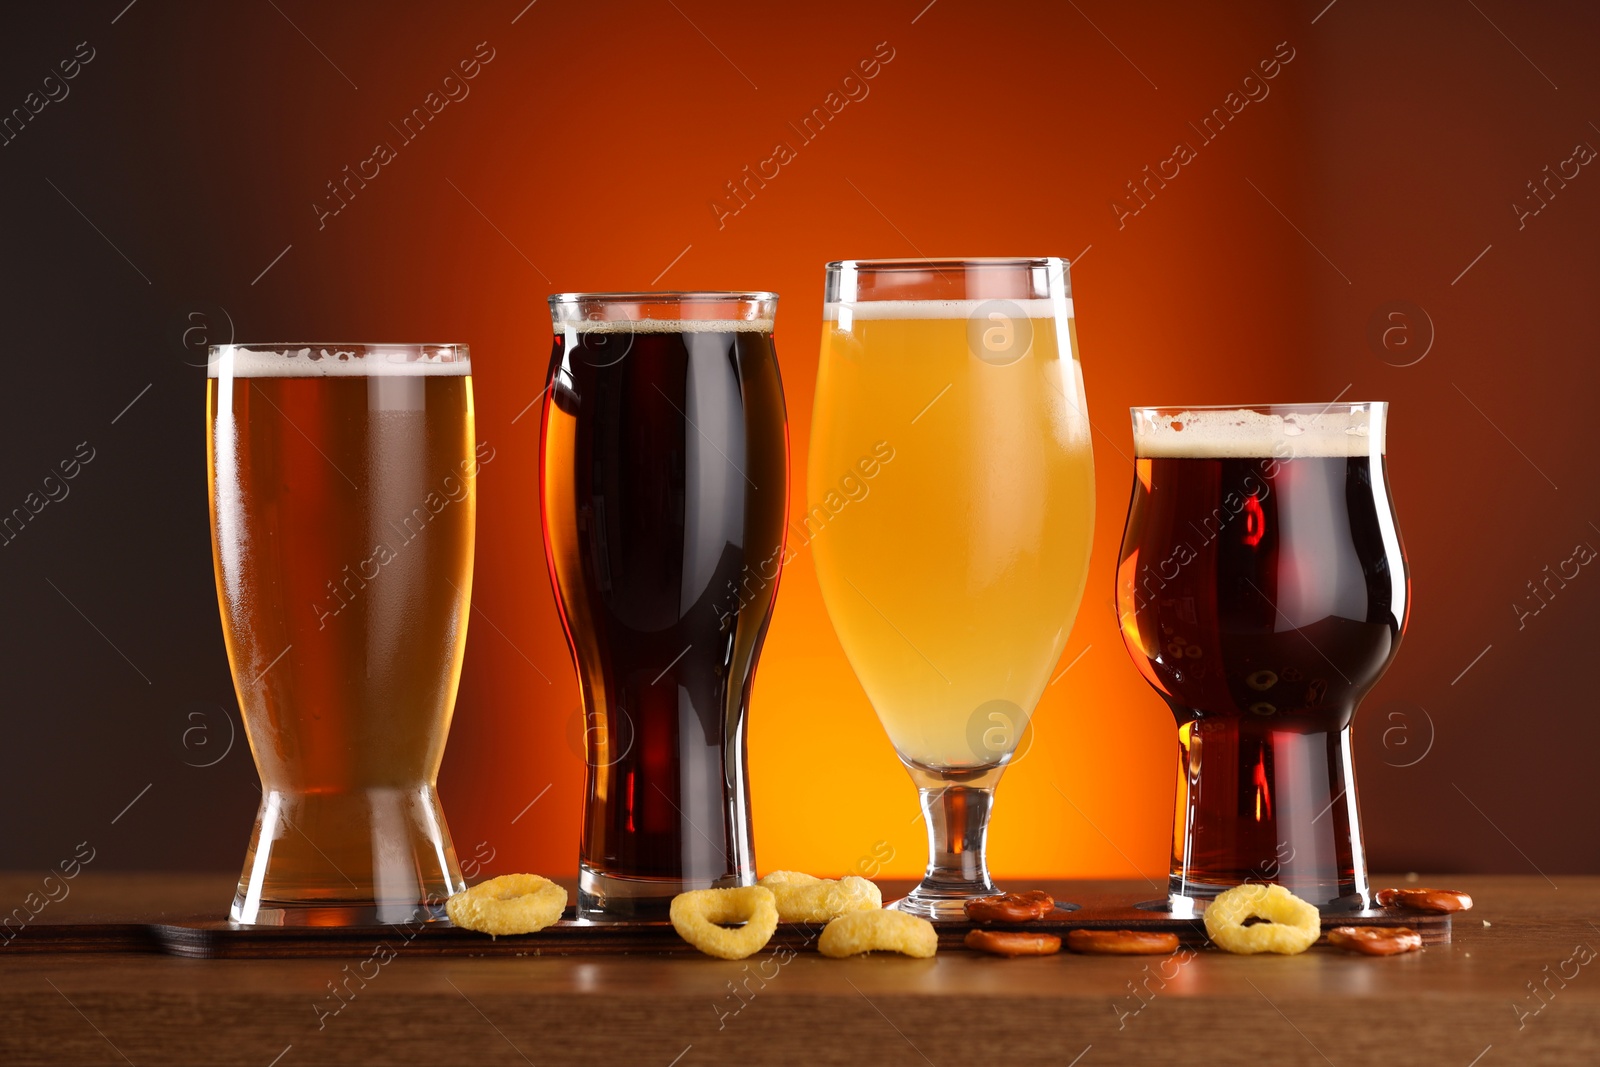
[577,865,749,922]
[1167,719,1369,914]
[230,786,463,927]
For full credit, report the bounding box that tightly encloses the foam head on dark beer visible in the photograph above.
[1133,407,1382,458]
[558,318,774,333]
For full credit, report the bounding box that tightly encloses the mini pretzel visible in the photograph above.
[1065,929,1180,955]
[965,929,1061,957]
[1326,926,1423,956]
[1374,887,1472,913]
[1203,883,1321,955]
[669,886,779,960]
[818,909,938,959]
[446,874,567,936]
[963,890,1056,924]
[758,871,882,923]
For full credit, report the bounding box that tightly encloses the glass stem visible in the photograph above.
[892,763,1007,917]
[916,781,999,897]
[921,783,992,895]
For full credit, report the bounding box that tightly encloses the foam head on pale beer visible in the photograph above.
[825,298,1072,368]
[208,343,469,377]
[824,297,1063,319]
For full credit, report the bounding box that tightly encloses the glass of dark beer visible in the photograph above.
[540,292,787,921]
[1116,402,1407,912]
[208,343,478,925]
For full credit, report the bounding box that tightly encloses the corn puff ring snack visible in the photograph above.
[818,908,938,959]
[669,886,779,960]
[1203,883,1321,955]
[446,874,567,936]
[758,871,883,923]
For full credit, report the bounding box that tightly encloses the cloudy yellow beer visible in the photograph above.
[809,300,1094,771]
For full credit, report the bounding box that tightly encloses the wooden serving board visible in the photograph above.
[146,891,1451,959]
[3,922,160,954]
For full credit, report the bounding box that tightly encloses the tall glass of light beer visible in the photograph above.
[208,343,479,925]
[809,259,1095,919]
[1116,403,1408,912]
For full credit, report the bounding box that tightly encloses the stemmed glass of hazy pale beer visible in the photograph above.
[540,293,788,921]
[1116,403,1407,913]
[208,344,478,925]
[809,259,1094,919]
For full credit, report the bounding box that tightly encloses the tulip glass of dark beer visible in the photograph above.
[541,293,788,921]
[208,344,478,925]
[1116,403,1407,912]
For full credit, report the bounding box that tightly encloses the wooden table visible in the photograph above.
[0,873,1592,1065]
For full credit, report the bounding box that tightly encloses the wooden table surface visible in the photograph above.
[0,872,1592,1066]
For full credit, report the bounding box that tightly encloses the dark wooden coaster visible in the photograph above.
[147,892,1451,958]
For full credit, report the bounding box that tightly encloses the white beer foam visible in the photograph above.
[825,299,1065,320]
[209,346,469,378]
[1134,407,1382,458]
[559,318,774,333]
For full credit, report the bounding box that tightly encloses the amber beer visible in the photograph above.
[1117,404,1407,910]
[207,344,478,925]
[541,294,787,920]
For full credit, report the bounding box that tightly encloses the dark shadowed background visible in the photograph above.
[0,0,1595,886]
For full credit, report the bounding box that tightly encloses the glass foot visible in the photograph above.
[890,882,999,922]
[229,899,448,927]
[1166,875,1369,914]
[230,786,463,927]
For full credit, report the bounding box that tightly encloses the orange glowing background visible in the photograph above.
[398,0,1597,881]
[426,1,1323,883]
[430,3,1220,883]
[17,0,1590,877]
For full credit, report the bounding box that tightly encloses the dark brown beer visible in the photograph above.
[540,305,787,919]
[208,346,477,924]
[1117,406,1406,909]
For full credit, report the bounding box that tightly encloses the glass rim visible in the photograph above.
[824,257,1066,273]
[547,290,777,307]
[1130,401,1385,415]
